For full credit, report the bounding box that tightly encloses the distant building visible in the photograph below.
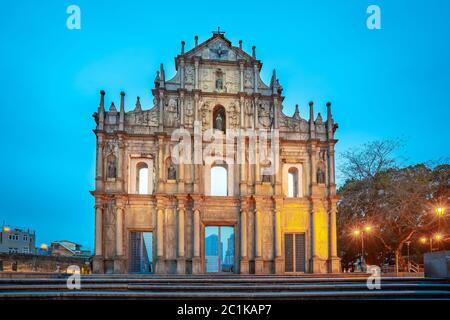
[0,225,36,254]
[50,240,91,257]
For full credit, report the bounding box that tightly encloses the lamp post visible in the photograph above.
[353,225,373,272]
[406,241,411,272]
[435,207,445,250]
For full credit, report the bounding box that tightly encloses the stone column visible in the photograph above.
[180,59,185,89]
[192,209,201,274]
[177,207,186,274]
[239,62,244,92]
[274,209,283,274]
[327,203,340,273]
[94,206,103,256]
[116,207,124,256]
[117,138,124,190]
[273,97,278,129]
[114,205,125,273]
[95,137,104,190]
[239,96,245,129]
[158,136,164,186]
[159,92,164,130]
[310,201,325,273]
[240,210,249,274]
[194,58,199,90]
[155,208,165,273]
[253,64,258,93]
[93,205,104,274]
[255,141,261,183]
[254,209,264,274]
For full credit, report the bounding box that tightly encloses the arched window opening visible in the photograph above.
[136,162,149,195]
[211,165,227,196]
[213,105,226,132]
[288,167,299,198]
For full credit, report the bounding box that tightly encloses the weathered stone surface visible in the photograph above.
[91,31,340,274]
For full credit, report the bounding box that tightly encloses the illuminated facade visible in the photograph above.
[91,31,340,274]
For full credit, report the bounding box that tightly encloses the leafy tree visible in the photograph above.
[337,140,449,270]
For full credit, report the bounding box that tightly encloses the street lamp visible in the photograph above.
[436,207,445,217]
[352,225,373,271]
[420,236,435,252]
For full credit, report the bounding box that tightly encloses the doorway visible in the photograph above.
[284,233,306,273]
[205,226,235,273]
[129,231,153,273]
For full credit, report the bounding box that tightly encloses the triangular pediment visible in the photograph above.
[184,34,255,62]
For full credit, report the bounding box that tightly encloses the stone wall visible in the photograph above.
[0,253,91,273]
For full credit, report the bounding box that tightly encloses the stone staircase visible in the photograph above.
[0,274,449,300]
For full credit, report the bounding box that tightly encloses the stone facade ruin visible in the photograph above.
[91,30,340,274]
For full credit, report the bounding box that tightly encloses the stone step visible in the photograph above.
[0,290,449,300]
[0,276,441,285]
[0,282,449,292]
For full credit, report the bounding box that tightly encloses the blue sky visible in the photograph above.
[0,0,449,249]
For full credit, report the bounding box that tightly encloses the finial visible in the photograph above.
[99,90,105,109]
[181,41,185,54]
[194,35,198,47]
[309,101,314,122]
[293,104,300,119]
[120,91,125,111]
[239,40,243,49]
[326,101,333,122]
[135,96,141,111]
[109,102,117,112]
[252,46,256,58]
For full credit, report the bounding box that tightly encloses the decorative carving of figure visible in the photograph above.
[317,167,326,184]
[165,98,178,127]
[227,103,239,129]
[209,42,229,59]
[215,113,224,131]
[215,69,224,91]
[168,163,177,180]
[201,102,211,130]
[258,102,272,128]
[107,157,117,178]
[185,100,194,127]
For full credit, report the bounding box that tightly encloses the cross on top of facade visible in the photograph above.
[212,26,225,35]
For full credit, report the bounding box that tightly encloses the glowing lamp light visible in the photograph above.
[420,237,427,244]
[436,207,445,217]
[3,226,11,233]
[434,234,443,241]
[40,243,48,250]
[364,226,372,232]
[353,230,361,236]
